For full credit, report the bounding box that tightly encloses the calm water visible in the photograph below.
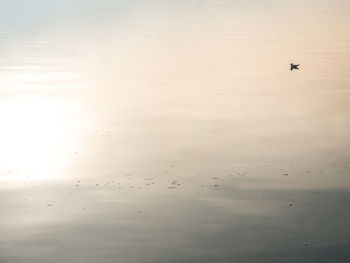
[1,0,350,262]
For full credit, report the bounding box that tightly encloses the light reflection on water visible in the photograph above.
[0,0,350,262]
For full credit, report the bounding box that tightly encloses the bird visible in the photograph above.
[290,63,300,71]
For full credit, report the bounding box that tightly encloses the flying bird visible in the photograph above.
[290,63,300,71]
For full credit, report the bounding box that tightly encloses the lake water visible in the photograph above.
[1,0,350,262]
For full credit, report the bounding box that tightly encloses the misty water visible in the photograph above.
[1,1,350,262]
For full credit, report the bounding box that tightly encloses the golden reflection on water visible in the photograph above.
[0,0,350,262]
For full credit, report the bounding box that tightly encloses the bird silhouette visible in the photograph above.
[290,63,300,71]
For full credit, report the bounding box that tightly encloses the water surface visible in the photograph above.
[1,0,350,262]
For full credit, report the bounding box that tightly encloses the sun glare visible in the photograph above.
[0,96,79,180]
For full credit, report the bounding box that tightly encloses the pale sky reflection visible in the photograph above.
[0,0,350,262]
